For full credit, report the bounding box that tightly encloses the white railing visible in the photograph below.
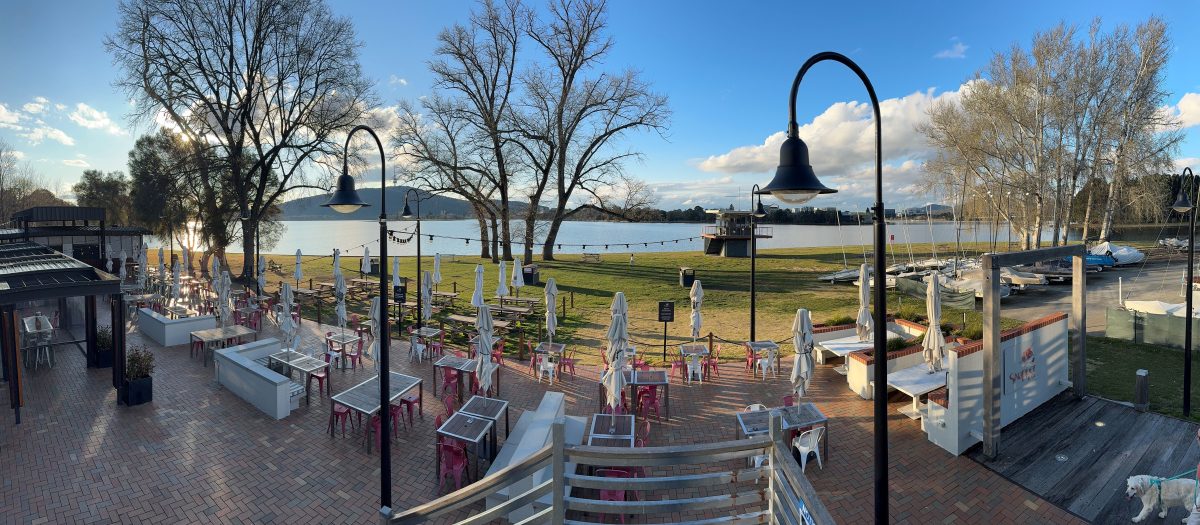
[389,413,832,524]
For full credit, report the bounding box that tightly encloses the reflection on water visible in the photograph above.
[149,219,1043,256]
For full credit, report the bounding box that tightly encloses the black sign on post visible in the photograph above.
[657,301,675,323]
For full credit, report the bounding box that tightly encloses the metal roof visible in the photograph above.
[0,242,120,304]
[12,206,106,223]
[0,225,150,241]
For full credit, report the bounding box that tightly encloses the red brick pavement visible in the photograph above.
[0,314,1086,524]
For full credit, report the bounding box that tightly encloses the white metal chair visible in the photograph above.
[685,354,703,385]
[792,427,825,473]
[537,356,557,385]
[754,349,777,380]
[409,336,426,363]
[743,404,770,473]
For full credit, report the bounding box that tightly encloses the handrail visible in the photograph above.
[390,414,834,525]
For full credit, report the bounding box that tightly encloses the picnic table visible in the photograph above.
[460,395,510,457]
[886,361,948,419]
[597,369,670,420]
[190,325,257,366]
[431,291,458,306]
[589,414,635,447]
[497,296,539,309]
[488,303,532,316]
[737,402,829,459]
[446,314,510,331]
[268,350,329,405]
[330,372,422,454]
[326,332,361,369]
[581,253,601,262]
[815,332,902,374]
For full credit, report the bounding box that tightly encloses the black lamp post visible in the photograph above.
[319,125,392,514]
[1173,166,1197,416]
[401,189,422,332]
[749,184,767,341]
[756,51,887,523]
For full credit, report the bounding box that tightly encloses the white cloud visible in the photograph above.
[22,96,49,114]
[934,41,968,59]
[20,125,76,146]
[0,103,21,129]
[54,103,65,111]
[62,158,90,168]
[388,75,408,87]
[1176,157,1200,172]
[68,102,125,135]
[1170,92,1200,128]
[10,150,26,160]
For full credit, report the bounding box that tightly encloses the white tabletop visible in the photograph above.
[886,361,948,397]
[816,332,902,357]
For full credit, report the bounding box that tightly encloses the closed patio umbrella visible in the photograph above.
[294,249,303,285]
[392,256,401,290]
[334,272,347,333]
[257,254,267,295]
[421,270,433,322]
[544,278,558,342]
[137,250,147,289]
[432,254,442,291]
[606,292,630,365]
[180,247,188,275]
[856,263,873,342]
[171,260,181,301]
[361,247,371,275]
[475,306,497,394]
[496,260,509,298]
[471,264,485,307]
[689,279,704,339]
[158,247,165,276]
[600,347,627,414]
[118,250,128,282]
[369,295,382,369]
[922,273,946,373]
[105,258,112,273]
[332,249,342,277]
[511,257,524,297]
[791,308,815,398]
[211,254,220,282]
[280,305,298,349]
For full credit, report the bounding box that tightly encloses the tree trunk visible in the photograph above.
[1099,172,1120,242]
[489,216,500,263]
[522,207,537,262]
[541,211,564,261]
[474,208,490,259]
[1033,197,1044,249]
[1081,189,1095,242]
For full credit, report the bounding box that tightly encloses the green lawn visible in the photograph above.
[1084,336,1200,422]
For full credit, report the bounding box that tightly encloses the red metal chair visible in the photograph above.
[669,354,686,381]
[441,367,460,397]
[783,395,795,407]
[705,344,721,378]
[559,349,577,377]
[396,392,420,423]
[345,339,364,369]
[437,442,468,493]
[307,367,330,397]
[597,468,632,523]
[328,403,353,437]
[637,385,662,421]
[744,344,756,372]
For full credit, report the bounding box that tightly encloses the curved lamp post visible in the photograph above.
[319,125,393,515]
[1172,166,1196,416]
[749,184,767,341]
[755,51,887,523]
[401,189,422,332]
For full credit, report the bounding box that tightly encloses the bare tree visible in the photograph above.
[107,0,371,281]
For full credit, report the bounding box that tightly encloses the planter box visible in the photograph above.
[124,376,153,406]
[94,348,114,368]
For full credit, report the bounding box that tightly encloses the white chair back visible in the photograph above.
[744,404,767,412]
[797,426,823,449]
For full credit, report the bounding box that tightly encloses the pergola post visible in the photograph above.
[111,293,126,396]
[1072,255,1087,398]
[2,305,22,424]
[982,254,1002,459]
[85,295,97,367]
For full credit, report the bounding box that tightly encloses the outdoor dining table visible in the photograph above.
[433,355,486,404]
[22,315,54,368]
[886,360,948,419]
[268,350,329,405]
[437,411,493,481]
[460,395,510,459]
[326,332,361,370]
[191,325,257,366]
[815,332,902,375]
[497,296,538,309]
[679,342,709,380]
[446,314,510,331]
[331,371,423,454]
[736,403,829,460]
[588,414,635,447]
[431,291,458,306]
[488,303,532,316]
[597,369,670,421]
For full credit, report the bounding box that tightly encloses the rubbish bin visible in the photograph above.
[368,257,380,275]
[523,264,540,285]
[679,267,695,287]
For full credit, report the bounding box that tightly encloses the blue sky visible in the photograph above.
[2,1,1198,211]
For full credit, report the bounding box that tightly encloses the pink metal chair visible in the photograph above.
[597,468,632,523]
[441,367,460,397]
[328,403,353,437]
[396,392,420,423]
[345,339,364,369]
[705,344,721,378]
[559,349,577,377]
[669,354,686,381]
[307,366,330,397]
[744,344,756,371]
[637,385,662,421]
[437,442,468,493]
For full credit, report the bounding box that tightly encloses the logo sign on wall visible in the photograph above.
[1008,346,1036,386]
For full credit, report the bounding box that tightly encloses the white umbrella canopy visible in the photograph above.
[689,280,704,339]
[158,246,165,269]
[105,258,112,273]
[544,277,558,342]
[600,351,627,412]
[334,272,348,330]
[856,263,873,342]
[369,295,382,368]
[511,257,525,296]
[257,254,267,294]
[391,256,401,289]
[471,264,485,307]
[610,291,628,318]
[280,307,298,348]
[294,249,303,284]
[171,261,181,300]
[421,270,433,321]
[118,250,128,281]
[474,306,497,394]
[496,260,509,298]
[432,254,443,288]
[606,292,630,359]
[361,247,371,274]
[474,306,495,353]
[332,249,342,277]
[211,254,220,282]
[791,309,815,398]
[922,273,946,373]
[137,250,148,288]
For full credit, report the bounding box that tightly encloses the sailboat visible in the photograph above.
[818,209,862,282]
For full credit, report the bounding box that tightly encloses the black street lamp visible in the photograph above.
[1173,166,1197,416]
[401,189,422,332]
[749,184,767,341]
[756,51,888,523]
[319,125,392,514]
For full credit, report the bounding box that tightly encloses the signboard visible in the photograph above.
[394,284,407,302]
[658,301,674,323]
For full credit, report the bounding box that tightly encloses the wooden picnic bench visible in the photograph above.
[581,253,601,263]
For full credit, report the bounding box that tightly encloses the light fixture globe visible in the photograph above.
[1173,191,1194,214]
[322,173,369,214]
[400,199,414,219]
[757,135,836,204]
[753,199,767,218]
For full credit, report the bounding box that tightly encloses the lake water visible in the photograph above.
[155,219,1041,256]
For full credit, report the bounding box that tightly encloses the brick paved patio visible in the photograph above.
[0,307,1085,524]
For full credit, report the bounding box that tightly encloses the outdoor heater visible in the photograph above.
[319,125,393,516]
[1171,166,1197,416]
[755,50,888,523]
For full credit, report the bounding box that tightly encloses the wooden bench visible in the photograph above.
[581,253,601,263]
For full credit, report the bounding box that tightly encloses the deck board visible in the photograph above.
[968,393,1199,524]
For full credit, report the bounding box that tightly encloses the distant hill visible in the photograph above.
[280,186,530,220]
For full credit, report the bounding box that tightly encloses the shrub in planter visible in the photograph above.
[95,325,115,368]
[124,345,155,406]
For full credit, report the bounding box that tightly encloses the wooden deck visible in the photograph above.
[968,393,1199,524]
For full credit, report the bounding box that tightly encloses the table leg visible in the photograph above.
[824,421,829,459]
[305,372,311,405]
[432,364,439,396]
[419,383,424,417]
[434,439,441,486]
[666,383,671,420]
[329,404,336,437]
[505,406,510,439]
[366,412,374,454]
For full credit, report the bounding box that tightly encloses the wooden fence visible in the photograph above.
[390,413,833,524]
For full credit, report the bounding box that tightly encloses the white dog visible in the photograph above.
[1126,474,1197,523]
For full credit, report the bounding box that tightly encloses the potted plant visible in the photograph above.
[95,325,115,368]
[124,344,155,406]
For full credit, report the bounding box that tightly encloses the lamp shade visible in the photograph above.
[1173,190,1194,214]
[757,135,836,204]
[401,199,414,218]
[753,199,767,218]
[321,173,369,214]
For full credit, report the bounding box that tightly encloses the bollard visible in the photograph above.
[570,291,574,308]
[453,281,457,293]
[561,296,566,321]
[1133,369,1149,412]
